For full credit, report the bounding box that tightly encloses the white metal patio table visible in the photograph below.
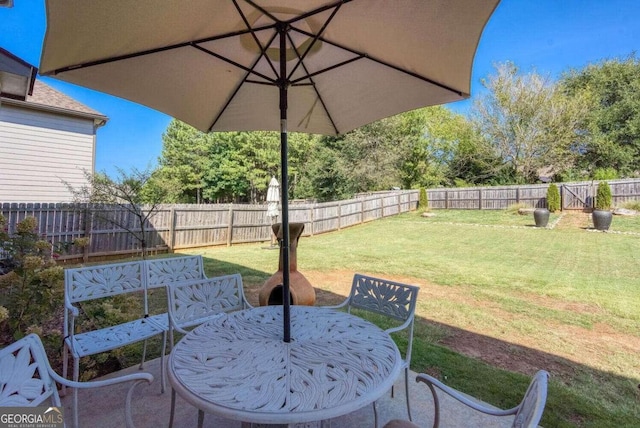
[167,305,402,427]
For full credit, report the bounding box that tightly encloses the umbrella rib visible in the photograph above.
[43,24,276,75]
[233,0,279,78]
[205,31,280,132]
[286,2,344,82]
[243,0,353,28]
[295,28,467,97]
[284,32,340,135]
[191,44,276,84]
[289,55,363,85]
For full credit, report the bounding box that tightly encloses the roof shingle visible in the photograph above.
[24,79,106,119]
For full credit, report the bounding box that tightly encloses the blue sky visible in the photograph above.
[1,1,639,176]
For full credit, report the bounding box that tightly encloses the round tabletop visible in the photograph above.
[168,305,402,424]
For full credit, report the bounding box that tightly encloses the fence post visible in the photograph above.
[337,202,342,230]
[310,205,315,236]
[397,193,401,214]
[516,188,520,204]
[226,205,234,247]
[168,207,176,252]
[380,196,384,218]
[478,189,483,210]
[361,199,365,223]
[83,206,90,263]
[445,191,449,209]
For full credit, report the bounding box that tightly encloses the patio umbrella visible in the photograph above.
[266,176,280,248]
[39,0,501,342]
[266,176,280,219]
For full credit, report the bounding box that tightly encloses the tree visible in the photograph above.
[561,55,640,177]
[472,62,589,183]
[418,188,429,212]
[66,168,173,259]
[157,120,213,203]
[546,184,561,212]
[295,143,354,202]
[157,121,319,203]
[595,181,612,210]
[339,118,404,192]
[414,106,478,188]
[447,134,505,186]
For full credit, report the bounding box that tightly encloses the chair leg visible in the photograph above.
[404,367,412,421]
[169,388,177,428]
[373,400,379,428]
[61,342,69,396]
[160,332,167,393]
[424,381,441,428]
[197,409,205,428]
[73,356,80,428]
[140,339,148,370]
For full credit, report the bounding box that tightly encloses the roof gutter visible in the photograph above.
[1,96,108,127]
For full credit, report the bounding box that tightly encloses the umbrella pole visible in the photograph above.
[278,23,291,343]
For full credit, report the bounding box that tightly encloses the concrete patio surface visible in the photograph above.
[60,357,516,427]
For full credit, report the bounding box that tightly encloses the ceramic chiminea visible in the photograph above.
[258,222,316,306]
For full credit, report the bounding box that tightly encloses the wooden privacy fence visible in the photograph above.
[1,191,419,261]
[3,179,639,262]
[428,178,640,211]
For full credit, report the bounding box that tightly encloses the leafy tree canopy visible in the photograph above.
[471,62,589,184]
[561,54,640,177]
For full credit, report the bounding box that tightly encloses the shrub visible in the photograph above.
[547,184,561,212]
[595,181,613,210]
[621,200,640,211]
[0,216,63,338]
[419,187,429,212]
[506,203,527,215]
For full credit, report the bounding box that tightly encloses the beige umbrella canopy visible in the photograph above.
[40,0,500,341]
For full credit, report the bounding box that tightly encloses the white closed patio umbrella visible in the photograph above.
[266,176,280,248]
[40,0,501,342]
[266,176,280,219]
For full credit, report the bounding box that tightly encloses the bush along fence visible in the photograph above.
[1,191,419,262]
[427,178,640,211]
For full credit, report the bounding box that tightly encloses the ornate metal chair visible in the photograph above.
[329,273,419,427]
[0,333,153,428]
[165,274,251,427]
[384,370,549,428]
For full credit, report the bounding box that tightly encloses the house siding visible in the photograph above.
[0,104,94,202]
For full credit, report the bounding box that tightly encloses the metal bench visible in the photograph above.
[62,255,209,414]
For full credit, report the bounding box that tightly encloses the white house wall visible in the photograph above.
[0,104,94,202]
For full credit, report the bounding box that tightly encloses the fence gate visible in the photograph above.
[562,183,593,210]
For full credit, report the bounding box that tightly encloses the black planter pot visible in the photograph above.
[533,208,550,228]
[592,209,613,231]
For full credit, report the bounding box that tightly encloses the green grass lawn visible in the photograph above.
[175,209,640,427]
[417,207,561,226]
[608,214,640,233]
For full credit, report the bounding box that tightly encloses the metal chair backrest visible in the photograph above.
[0,334,61,408]
[347,274,419,364]
[512,370,549,428]
[146,256,205,289]
[65,260,145,303]
[348,273,419,323]
[167,274,248,331]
